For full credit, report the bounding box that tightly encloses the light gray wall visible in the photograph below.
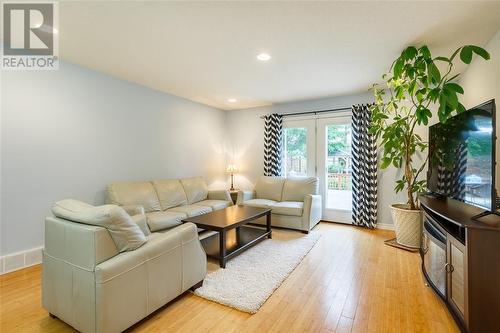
[1,62,227,256]
[225,92,410,226]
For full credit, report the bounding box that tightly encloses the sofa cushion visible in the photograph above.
[52,199,147,252]
[254,176,286,201]
[180,177,208,204]
[271,201,304,216]
[167,204,212,217]
[145,211,186,232]
[107,182,161,213]
[282,177,319,202]
[243,198,277,208]
[131,214,151,236]
[152,179,188,210]
[196,199,231,210]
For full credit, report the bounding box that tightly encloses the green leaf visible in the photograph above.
[428,88,440,102]
[449,47,461,61]
[460,46,473,64]
[434,56,450,63]
[408,81,416,95]
[427,62,441,84]
[447,73,460,82]
[425,108,432,118]
[444,82,464,94]
[404,46,418,60]
[419,46,431,59]
[381,157,391,169]
[438,95,447,122]
[395,180,405,193]
[470,46,490,60]
[446,91,458,109]
[393,158,402,168]
[393,59,404,78]
[416,106,431,125]
[457,103,466,114]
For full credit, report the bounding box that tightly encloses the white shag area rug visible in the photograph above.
[194,233,320,314]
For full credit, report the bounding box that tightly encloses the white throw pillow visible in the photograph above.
[52,199,147,252]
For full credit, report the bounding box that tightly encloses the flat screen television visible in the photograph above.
[427,99,497,212]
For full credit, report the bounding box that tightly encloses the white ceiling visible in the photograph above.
[55,1,500,110]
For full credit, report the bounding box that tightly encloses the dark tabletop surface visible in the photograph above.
[182,205,271,230]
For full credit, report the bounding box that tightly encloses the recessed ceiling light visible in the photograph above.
[256,53,271,61]
[227,98,237,103]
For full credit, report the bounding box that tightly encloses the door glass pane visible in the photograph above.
[326,124,352,211]
[284,127,308,177]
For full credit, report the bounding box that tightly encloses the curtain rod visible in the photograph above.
[259,106,352,119]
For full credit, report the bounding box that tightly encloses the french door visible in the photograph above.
[283,113,353,224]
[282,118,316,177]
[317,115,353,223]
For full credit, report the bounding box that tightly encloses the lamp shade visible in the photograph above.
[226,164,238,173]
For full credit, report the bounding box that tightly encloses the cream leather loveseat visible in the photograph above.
[42,200,207,333]
[236,176,322,233]
[106,177,232,232]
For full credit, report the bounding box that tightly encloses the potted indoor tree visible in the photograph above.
[370,45,489,248]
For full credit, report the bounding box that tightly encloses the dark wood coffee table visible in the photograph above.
[182,205,272,268]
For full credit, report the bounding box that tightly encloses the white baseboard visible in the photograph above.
[1,247,43,275]
[376,223,395,230]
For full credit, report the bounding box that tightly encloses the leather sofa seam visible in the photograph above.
[44,252,94,272]
[95,243,182,284]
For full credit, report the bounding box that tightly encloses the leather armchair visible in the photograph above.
[42,216,206,333]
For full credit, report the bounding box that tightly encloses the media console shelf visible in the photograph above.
[419,196,500,333]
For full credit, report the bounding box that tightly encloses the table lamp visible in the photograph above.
[226,164,238,191]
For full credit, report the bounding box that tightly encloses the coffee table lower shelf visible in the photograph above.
[200,226,271,268]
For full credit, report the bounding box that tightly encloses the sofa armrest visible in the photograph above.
[95,222,206,285]
[302,194,322,231]
[44,216,119,270]
[175,222,208,290]
[236,190,255,205]
[208,190,232,204]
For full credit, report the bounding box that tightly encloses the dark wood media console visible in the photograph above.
[419,196,500,333]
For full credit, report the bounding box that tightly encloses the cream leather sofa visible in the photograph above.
[106,177,233,233]
[236,176,322,233]
[42,204,206,333]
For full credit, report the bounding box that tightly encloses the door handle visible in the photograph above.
[422,245,429,254]
[444,263,455,273]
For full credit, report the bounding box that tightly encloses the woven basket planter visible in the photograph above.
[390,204,423,249]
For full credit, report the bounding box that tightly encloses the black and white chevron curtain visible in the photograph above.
[263,114,283,176]
[351,104,378,228]
[437,143,467,200]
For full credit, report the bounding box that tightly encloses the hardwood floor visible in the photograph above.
[0,222,459,333]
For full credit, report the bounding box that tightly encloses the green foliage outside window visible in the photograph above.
[285,128,307,158]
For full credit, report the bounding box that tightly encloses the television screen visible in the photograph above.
[427,100,496,211]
